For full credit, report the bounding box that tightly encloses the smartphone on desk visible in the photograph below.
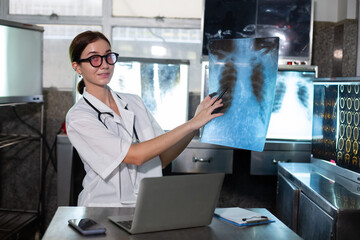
[68,218,106,235]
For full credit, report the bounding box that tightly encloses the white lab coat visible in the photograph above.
[66,87,163,207]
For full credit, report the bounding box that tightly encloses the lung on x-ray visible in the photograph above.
[200,37,279,152]
[266,66,316,141]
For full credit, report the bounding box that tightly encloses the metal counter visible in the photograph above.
[279,162,360,217]
[251,141,311,175]
[277,161,360,239]
[43,207,302,240]
[171,138,233,174]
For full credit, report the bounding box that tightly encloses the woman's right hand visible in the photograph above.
[189,95,224,131]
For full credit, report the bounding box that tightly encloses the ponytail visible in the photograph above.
[77,79,85,95]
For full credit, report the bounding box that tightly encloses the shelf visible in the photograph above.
[0,102,44,237]
[0,209,38,240]
[0,134,40,149]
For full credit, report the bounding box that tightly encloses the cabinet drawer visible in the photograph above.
[276,174,300,232]
[251,150,310,175]
[172,147,233,173]
[298,193,334,240]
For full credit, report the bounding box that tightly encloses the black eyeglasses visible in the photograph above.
[77,52,119,67]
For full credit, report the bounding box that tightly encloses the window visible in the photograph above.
[41,25,101,89]
[110,59,189,130]
[9,0,102,16]
[112,27,202,92]
[112,0,202,18]
[2,0,202,92]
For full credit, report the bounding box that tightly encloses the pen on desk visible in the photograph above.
[242,216,269,224]
[212,87,228,106]
[242,216,268,221]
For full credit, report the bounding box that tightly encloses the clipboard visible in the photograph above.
[214,208,275,227]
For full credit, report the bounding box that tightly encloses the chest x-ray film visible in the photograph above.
[266,66,316,141]
[200,37,279,152]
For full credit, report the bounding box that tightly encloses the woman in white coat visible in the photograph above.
[66,31,223,207]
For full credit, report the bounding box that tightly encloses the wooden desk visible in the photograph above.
[42,207,302,240]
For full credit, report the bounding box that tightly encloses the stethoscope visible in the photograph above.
[83,94,140,142]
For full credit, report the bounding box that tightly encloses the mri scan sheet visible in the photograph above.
[200,37,279,152]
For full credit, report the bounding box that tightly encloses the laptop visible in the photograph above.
[108,172,224,234]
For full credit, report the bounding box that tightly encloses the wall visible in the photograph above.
[314,0,357,22]
[312,19,358,77]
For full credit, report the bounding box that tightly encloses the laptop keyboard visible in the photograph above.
[117,220,133,229]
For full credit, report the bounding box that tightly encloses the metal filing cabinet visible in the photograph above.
[172,138,233,174]
[251,141,311,175]
[56,134,74,206]
[297,193,334,240]
[277,160,360,240]
[276,174,300,232]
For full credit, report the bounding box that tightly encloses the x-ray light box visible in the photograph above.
[0,19,43,104]
[266,65,317,141]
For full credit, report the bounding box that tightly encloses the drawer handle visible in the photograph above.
[193,157,212,163]
[272,159,291,164]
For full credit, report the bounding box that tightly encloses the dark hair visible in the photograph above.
[69,31,111,94]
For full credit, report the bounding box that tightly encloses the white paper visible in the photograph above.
[214,207,270,225]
